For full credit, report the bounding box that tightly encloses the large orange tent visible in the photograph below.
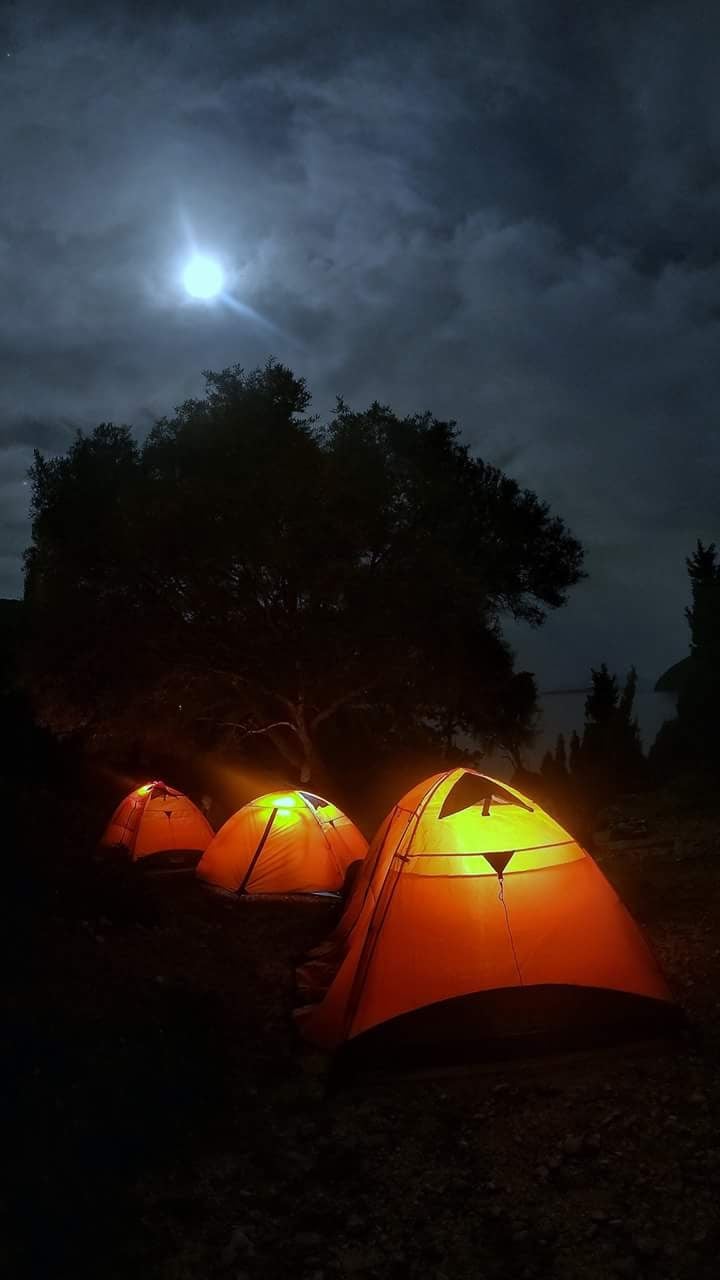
[196,790,367,895]
[100,780,214,868]
[296,768,678,1058]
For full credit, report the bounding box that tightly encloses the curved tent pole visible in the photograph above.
[345,768,453,949]
[307,799,347,882]
[340,835,412,1043]
[238,806,279,894]
[348,807,401,919]
[340,771,452,1042]
[130,787,152,860]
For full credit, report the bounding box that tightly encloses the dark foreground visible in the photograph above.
[4,792,720,1279]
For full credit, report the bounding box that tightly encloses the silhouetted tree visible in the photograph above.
[570,663,645,807]
[0,598,60,786]
[651,540,720,775]
[677,541,720,756]
[583,664,619,732]
[569,728,582,775]
[536,731,575,826]
[541,732,568,788]
[25,361,585,786]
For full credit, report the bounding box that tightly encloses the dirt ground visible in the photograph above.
[4,788,720,1280]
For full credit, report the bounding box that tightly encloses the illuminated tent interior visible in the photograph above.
[100,781,214,869]
[196,790,368,896]
[296,768,679,1060]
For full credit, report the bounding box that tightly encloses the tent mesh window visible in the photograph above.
[299,792,330,810]
[438,772,533,820]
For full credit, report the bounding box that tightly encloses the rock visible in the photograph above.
[340,1246,381,1273]
[614,1257,637,1277]
[600,1110,622,1127]
[563,1135,584,1157]
[300,1052,330,1076]
[220,1228,253,1267]
[294,1232,325,1251]
[633,1235,659,1256]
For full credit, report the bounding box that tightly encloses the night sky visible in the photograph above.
[2,1,718,688]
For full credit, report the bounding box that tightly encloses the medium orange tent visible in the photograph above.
[296,768,678,1058]
[196,790,368,895]
[100,780,214,868]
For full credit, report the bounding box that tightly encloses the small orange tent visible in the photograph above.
[196,790,368,896]
[296,769,678,1058]
[100,781,214,868]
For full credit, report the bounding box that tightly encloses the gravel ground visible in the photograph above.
[3,791,719,1280]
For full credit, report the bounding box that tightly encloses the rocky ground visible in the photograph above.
[4,787,720,1279]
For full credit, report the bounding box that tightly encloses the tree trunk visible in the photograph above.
[265,724,304,776]
[247,695,328,791]
[295,696,325,789]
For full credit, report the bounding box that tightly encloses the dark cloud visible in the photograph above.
[0,417,76,453]
[2,0,719,689]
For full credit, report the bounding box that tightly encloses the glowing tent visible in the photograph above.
[100,781,214,868]
[196,790,368,896]
[296,768,678,1058]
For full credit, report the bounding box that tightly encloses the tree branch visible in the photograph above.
[196,717,301,742]
[192,666,298,714]
[311,682,372,730]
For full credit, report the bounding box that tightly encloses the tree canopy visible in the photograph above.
[24,361,585,785]
[576,664,645,798]
[537,663,645,831]
[651,541,720,774]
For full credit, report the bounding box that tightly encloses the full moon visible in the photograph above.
[182,255,224,299]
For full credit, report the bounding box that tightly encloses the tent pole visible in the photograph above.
[238,806,279,894]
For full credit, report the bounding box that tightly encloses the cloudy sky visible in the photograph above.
[2,1,718,688]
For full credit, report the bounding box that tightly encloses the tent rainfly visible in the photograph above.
[100,781,214,869]
[295,768,679,1059]
[196,790,367,896]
